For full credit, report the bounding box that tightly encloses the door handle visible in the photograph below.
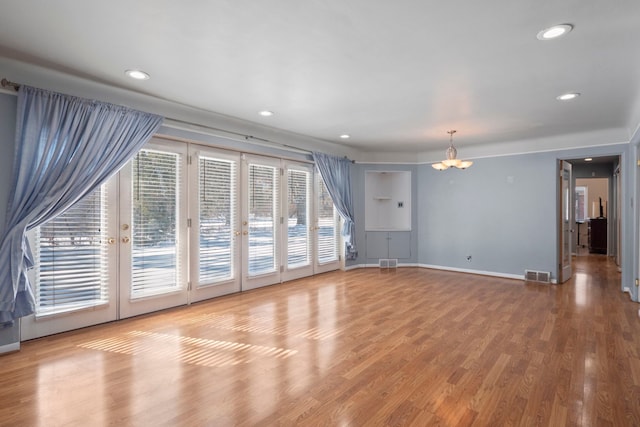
[242,231,248,235]
[234,231,241,236]
[107,237,116,245]
[122,237,130,243]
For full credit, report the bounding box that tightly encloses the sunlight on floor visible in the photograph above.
[77,330,297,368]
[574,272,588,307]
[186,312,343,340]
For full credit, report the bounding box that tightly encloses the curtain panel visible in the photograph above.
[312,152,357,260]
[0,86,163,322]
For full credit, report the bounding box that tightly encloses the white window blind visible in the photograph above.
[199,156,236,284]
[131,149,181,297]
[34,186,108,316]
[248,164,278,276]
[317,174,339,264]
[287,169,310,268]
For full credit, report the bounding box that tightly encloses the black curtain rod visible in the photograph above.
[1,78,19,91]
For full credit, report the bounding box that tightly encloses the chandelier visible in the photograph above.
[431,130,473,170]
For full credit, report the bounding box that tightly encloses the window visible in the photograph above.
[131,149,181,297]
[317,174,339,264]
[248,164,279,275]
[199,156,236,284]
[287,168,311,268]
[575,186,587,222]
[33,186,109,316]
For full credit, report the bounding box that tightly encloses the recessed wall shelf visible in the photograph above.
[365,170,411,231]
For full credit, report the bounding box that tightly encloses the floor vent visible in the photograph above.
[379,259,398,269]
[525,270,551,283]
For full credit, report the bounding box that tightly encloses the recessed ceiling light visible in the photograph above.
[125,69,150,80]
[259,110,274,117]
[340,134,351,139]
[584,158,593,162]
[537,24,573,40]
[556,92,580,101]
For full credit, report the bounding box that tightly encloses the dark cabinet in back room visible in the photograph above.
[589,218,607,254]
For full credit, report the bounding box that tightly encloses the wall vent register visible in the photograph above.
[379,259,398,269]
[524,270,551,283]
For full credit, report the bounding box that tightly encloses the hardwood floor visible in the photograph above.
[1,256,639,426]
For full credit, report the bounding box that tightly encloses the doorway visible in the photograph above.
[575,177,609,256]
[558,155,621,282]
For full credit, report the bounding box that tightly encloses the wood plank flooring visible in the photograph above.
[1,256,639,426]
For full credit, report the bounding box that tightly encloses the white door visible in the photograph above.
[241,155,282,290]
[21,138,192,337]
[281,162,314,281]
[615,165,621,267]
[315,171,341,274]
[189,147,241,302]
[559,160,573,283]
[118,139,189,318]
[21,183,118,340]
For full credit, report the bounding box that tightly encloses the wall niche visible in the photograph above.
[364,170,411,231]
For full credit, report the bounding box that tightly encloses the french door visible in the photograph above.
[241,155,282,290]
[189,147,241,302]
[118,139,189,318]
[21,140,341,340]
[21,183,118,340]
[22,138,188,339]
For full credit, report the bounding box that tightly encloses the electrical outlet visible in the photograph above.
[466,255,472,262]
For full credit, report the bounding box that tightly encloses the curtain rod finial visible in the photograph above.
[1,78,20,91]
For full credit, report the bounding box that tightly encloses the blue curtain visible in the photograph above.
[0,86,163,322]
[312,152,357,260]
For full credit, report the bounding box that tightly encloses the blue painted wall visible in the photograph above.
[418,152,556,278]
[0,92,20,349]
[349,143,632,292]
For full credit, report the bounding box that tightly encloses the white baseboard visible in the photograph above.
[0,342,20,354]
[418,263,525,281]
[346,262,421,270]
[345,262,528,282]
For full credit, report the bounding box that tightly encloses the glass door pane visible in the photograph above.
[242,155,281,290]
[559,160,573,283]
[35,188,109,314]
[190,147,241,302]
[130,149,181,296]
[315,171,341,273]
[282,162,313,281]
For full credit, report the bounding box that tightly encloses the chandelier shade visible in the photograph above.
[431,130,473,170]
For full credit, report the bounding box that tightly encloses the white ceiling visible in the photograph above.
[0,0,639,156]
